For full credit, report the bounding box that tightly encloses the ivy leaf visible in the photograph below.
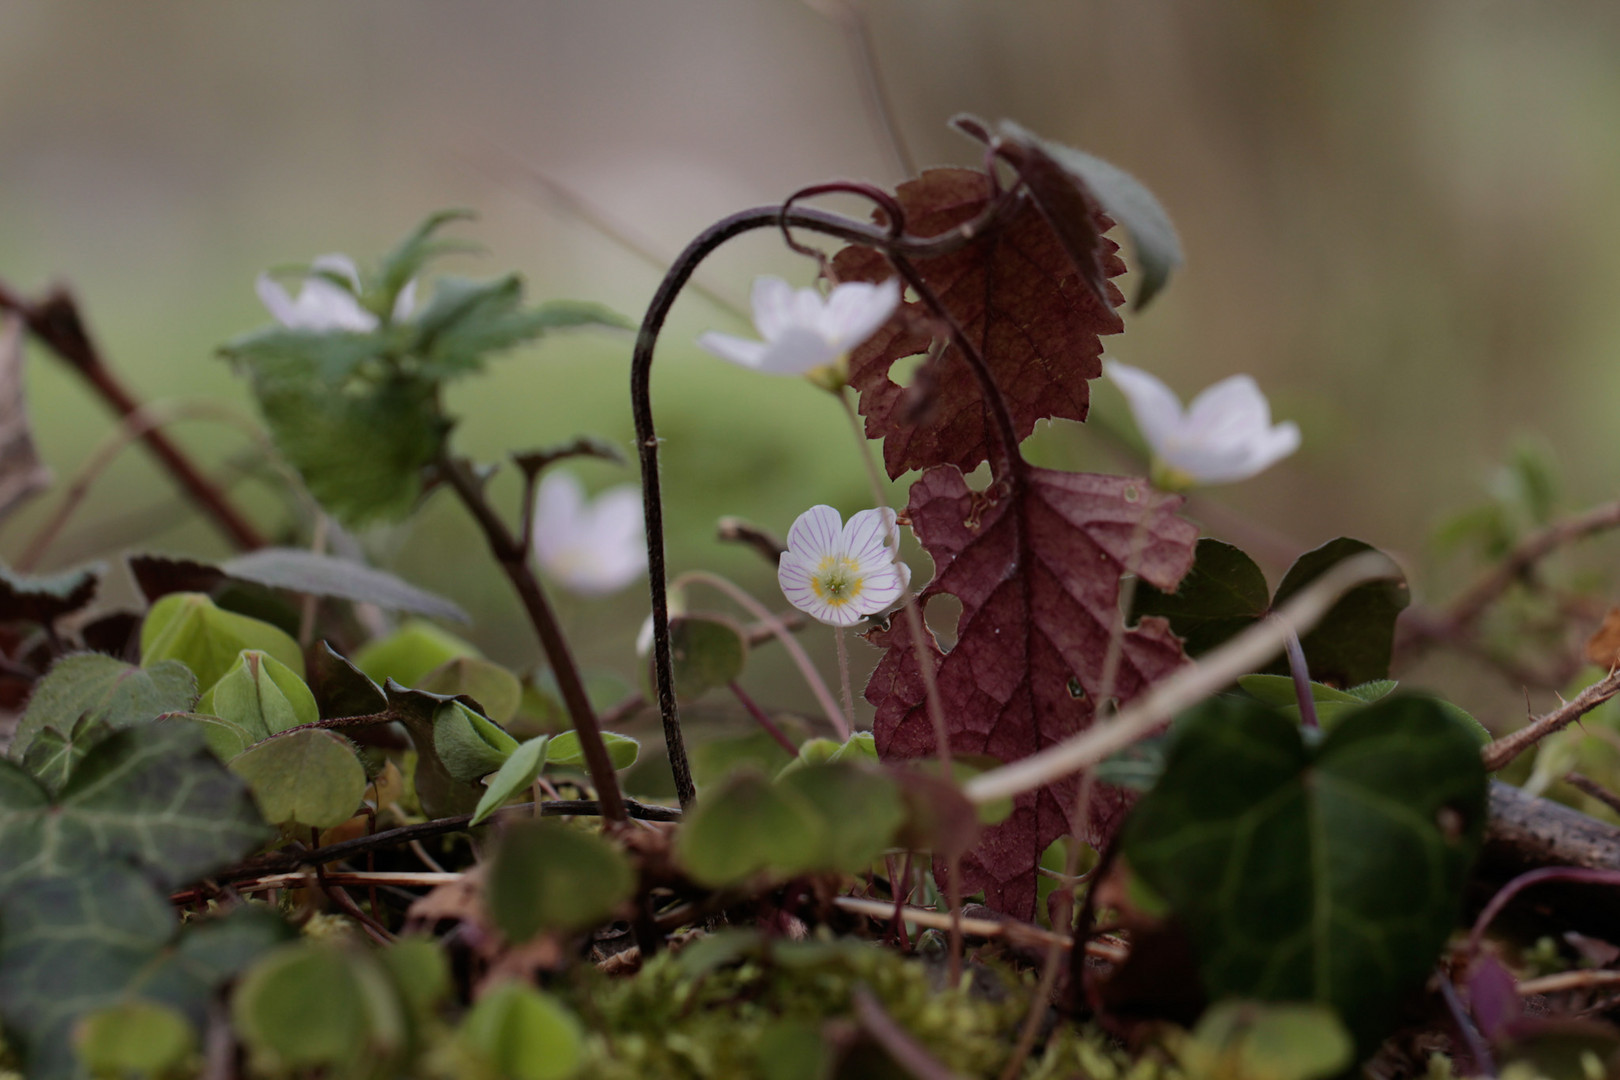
[218,547,469,623]
[867,466,1197,920]
[954,116,1184,309]
[230,729,368,830]
[9,653,197,762]
[0,561,101,627]
[1121,695,1487,1053]
[832,168,1126,479]
[1133,537,1410,686]
[406,275,630,380]
[18,713,111,796]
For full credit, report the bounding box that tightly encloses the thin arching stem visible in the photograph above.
[630,198,1017,809]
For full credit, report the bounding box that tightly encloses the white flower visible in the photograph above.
[256,253,416,333]
[1104,360,1300,489]
[533,471,647,596]
[696,275,901,377]
[778,505,910,627]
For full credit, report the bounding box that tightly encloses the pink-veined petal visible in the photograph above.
[839,507,899,565]
[1104,360,1184,458]
[786,505,844,562]
[696,331,771,369]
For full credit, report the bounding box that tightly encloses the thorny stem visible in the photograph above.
[436,453,627,823]
[1479,666,1620,772]
[675,569,847,738]
[630,198,1016,810]
[0,280,268,551]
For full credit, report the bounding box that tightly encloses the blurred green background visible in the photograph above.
[6,2,1620,739]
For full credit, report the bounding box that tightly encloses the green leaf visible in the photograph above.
[1239,674,1407,731]
[9,653,197,762]
[458,982,585,1080]
[433,700,519,782]
[409,274,630,380]
[230,729,368,830]
[376,208,479,304]
[668,614,747,703]
[828,731,878,764]
[0,560,101,627]
[777,763,905,874]
[954,115,1183,308]
[74,999,196,1076]
[485,821,634,940]
[354,619,481,688]
[140,592,304,693]
[198,648,320,741]
[1122,695,1487,1053]
[1176,1001,1354,1080]
[221,324,389,385]
[675,770,827,887]
[0,721,270,894]
[418,655,523,723]
[1132,538,1270,657]
[310,641,388,719]
[385,682,511,817]
[169,711,257,762]
[252,367,448,526]
[471,736,550,826]
[1268,538,1410,687]
[232,941,406,1070]
[379,937,451,1022]
[220,547,470,622]
[545,729,640,771]
[19,713,112,796]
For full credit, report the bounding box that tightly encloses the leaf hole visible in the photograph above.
[1067,677,1085,700]
[1123,483,1141,503]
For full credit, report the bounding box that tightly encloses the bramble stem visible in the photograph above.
[1480,666,1620,772]
[437,453,626,823]
[0,281,267,552]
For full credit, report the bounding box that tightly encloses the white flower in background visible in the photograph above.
[778,505,910,627]
[1104,360,1301,490]
[533,471,646,596]
[256,253,416,332]
[697,275,901,378]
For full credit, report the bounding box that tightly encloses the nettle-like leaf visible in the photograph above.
[9,652,197,763]
[867,467,1197,919]
[1122,695,1488,1054]
[0,721,268,894]
[832,167,1126,479]
[406,275,629,380]
[1134,537,1410,686]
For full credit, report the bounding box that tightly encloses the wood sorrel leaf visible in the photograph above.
[666,614,747,703]
[867,465,1197,920]
[139,591,304,693]
[485,820,633,940]
[417,655,523,723]
[197,648,319,740]
[470,735,550,826]
[675,770,827,888]
[1121,694,1487,1053]
[231,942,406,1071]
[456,982,586,1080]
[230,729,368,830]
[354,619,481,689]
[776,763,905,875]
[545,729,639,772]
[832,168,1126,480]
[9,653,197,763]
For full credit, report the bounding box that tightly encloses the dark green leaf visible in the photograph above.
[220,324,389,384]
[230,729,368,830]
[9,653,197,761]
[1122,695,1487,1053]
[376,208,479,302]
[955,115,1184,308]
[220,547,470,622]
[485,821,634,940]
[1268,538,1410,687]
[139,591,304,692]
[0,561,101,627]
[407,275,629,380]
[1132,538,1270,657]
[310,641,388,719]
[0,721,269,894]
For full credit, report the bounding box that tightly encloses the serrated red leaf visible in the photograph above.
[867,465,1196,920]
[833,169,1126,479]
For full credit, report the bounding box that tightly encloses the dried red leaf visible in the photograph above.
[867,465,1196,920]
[833,168,1125,479]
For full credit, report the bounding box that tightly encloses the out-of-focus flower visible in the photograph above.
[256,254,415,332]
[697,275,900,380]
[1104,360,1300,490]
[533,471,646,596]
[778,505,910,627]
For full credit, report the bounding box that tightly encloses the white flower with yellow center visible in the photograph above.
[1104,359,1300,491]
[778,505,910,627]
[697,275,900,382]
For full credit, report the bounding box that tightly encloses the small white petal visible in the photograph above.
[821,279,900,349]
[1105,360,1185,454]
[753,327,841,376]
[750,276,799,341]
[696,331,772,370]
[1182,375,1270,442]
[310,253,364,292]
[392,279,418,322]
[256,275,302,328]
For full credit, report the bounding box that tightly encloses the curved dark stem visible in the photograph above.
[437,452,626,823]
[631,198,1014,811]
[780,182,906,268]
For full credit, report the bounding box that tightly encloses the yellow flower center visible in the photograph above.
[810,555,865,607]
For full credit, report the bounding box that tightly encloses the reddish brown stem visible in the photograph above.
[0,281,266,551]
